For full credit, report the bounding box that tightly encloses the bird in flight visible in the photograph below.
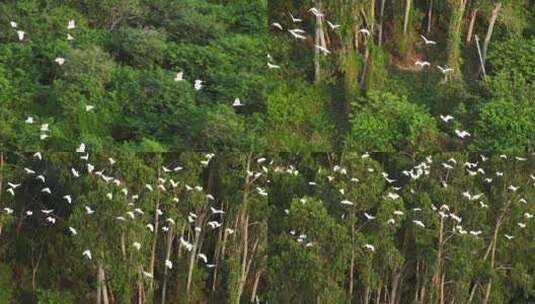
[17,30,25,41]
[440,114,454,122]
[289,13,302,23]
[415,60,431,68]
[326,20,340,30]
[455,129,471,139]
[420,35,437,45]
[271,22,283,30]
[232,98,244,107]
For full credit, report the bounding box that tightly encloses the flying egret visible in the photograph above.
[67,20,76,30]
[455,129,471,139]
[55,58,65,65]
[440,115,454,122]
[10,21,17,28]
[17,30,25,41]
[69,227,77,235]
[194,80,203,91]
[420,35,436,45]
[326,20,340,30]
[165,259,173,269]
[271,22,283,30]
[25,116,34,124]
[174,72,184,82]
[82,250,92,260]
[413,220,425,228]
[289,13,302,23]
[232,98,244,107]
[363,244,375,252]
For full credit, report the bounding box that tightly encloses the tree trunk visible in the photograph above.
[186,228,201,294]
[482,3,502,65]
[0,152,4,236]
[120,231,127,259]
[161,227,175,304]
[250,268,263,303]
[390,271,402,304]
[447,0,468,79]
[348,220,355,302]
[378,0,387,46]
[466,8,478,42]
[482,216,503,304]
[149,184,161,278]
[97,263,103,304]
[433,217,444,303]
[427,0,434,33]
[403,0,412,35]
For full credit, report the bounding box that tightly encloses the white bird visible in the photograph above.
[55,58,65,66]
[415,60,431,68]
[108,158,116,165]
[210,207,225,214]
[315,44,331,55]
[133,242,141,250]
[25,116,34,124]
[438,66,454,74]
[289,13,302,23]
[308,7,324,17]
[340,200,354,206]
[146,224,154,232]
[25,210,33,216]
[393,210,404,216]
[364,212,376,220]
[6,188,15,196]
[69,227,77,235]
[504,234,514,240]
[359,28,370,36]
[386,192,400,200]
[40,134,49,140]
[232,98,244,107]
[289,29,306,40]
[507,185,519,192]
[440,115,454,122]
[82,249,92,260]
[41,187,51,194]
[198,253,208,263]
[207,221,222,229]
[524,213,533,219]
[470,230,482,236]
[45,216,56,224]
[85,105,95,112]
[326,20,340,30]
[33,152,42,160]
[271,22,283,30]
[363,244,375,252]
[174,72,184,82]
[7,182,21,189]
[40,124,49,132]
[455,129,471,139]
[3,208,14,214]
[194,80,203,91]
[67,33,74,41]
[17,30,25,41]
[267,62,281,69]
[71,168,80,178]
[67,20,76,30]
[225,228,235,235]
[420,35,436,45]
[387,218,396,225]
[165,259,173,269]
[41,209,54,214]
[413,220,425,228]
[85,206,95,215]
[180,237,193,251]
[10,21,17,28]
[517,223,526,228]
[142,271,153,279]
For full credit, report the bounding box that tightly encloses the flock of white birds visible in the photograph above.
[2,149,534,284]
[269,8,473,140]
[10,18,246,145]
[3,150,269,278]
[275,153,533,253]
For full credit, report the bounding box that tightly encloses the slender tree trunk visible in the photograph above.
[0,152,4,236]
[149,187,161,278]
[403,0,412,35]
[31,249,42,291]
[466,8,478,42]
[391,271,402,304]
[161,227,175,304]
[482,3,502,65]
[482,216,503,304]
[433,217,444,303]
[186,228,201,294]
[427,0,434,33]
[97,263,103,304]
[236,214,250,301]
[348,220,355,302]
[447,0,468,79]
[250,268,263,303]
[120,231,127,259]
[314,0,323,83]
[364,286,370,304]
[101,265,109,304]
[378,0,387,46]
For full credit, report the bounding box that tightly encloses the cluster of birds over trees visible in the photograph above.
[9,18,246,144]
[270,153,533,253]
[269,8,473,141]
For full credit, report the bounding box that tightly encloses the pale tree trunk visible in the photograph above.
[390,268,403,304]
[482,215,503,304]
[403,0,412,35]
[378,0,387,46]
[364,286,370,304]
[31,249,43,291]
[314,0,325,83]
[97,262,109,304]
[120,231,127,259]
[482,3,502,65]
[466,8,478,42]
[447,0,468,79]
[427,0,434,33]
[348,219,355,302]
[186,226,202,294]
[250,268,264,303]
[433,217,445,303]
[161,227,175,304]
[149,181,162,278]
